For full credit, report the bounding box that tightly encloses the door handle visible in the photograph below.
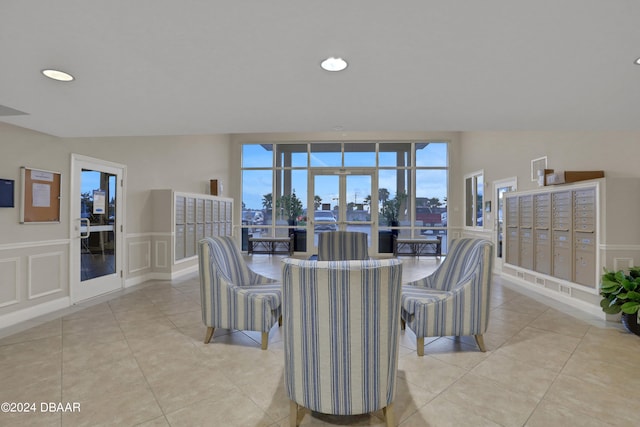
[79,218,90,239]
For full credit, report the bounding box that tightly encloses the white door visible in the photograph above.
[309,170,376,254]
[70,154,125,303]
[492,177,517,273]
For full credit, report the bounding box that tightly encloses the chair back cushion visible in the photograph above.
[317,231,369,261]
[425,238,492,291]
[281,258,402,415]
[202,236,253,285]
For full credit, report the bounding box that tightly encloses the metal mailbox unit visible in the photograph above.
[502,178,640,318]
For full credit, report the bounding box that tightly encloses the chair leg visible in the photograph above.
[474,334,487,352]
[290,400,300,427]
[278,315,282,326]
[383,403,396,427]
[204,327,214,344]
[261,332,269,350]
[416,337,424,356]
[400,318,405,330]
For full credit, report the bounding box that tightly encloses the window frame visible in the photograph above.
[464,170,484,229]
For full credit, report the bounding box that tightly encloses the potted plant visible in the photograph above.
[276,192,303,225]
[380,192,407,227]
[600,267,640,335]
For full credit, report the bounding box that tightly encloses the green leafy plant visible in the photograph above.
[276,192,303,223]
[600,267,640,315]
[380,192,407,225]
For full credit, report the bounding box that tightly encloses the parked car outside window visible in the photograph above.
[242,210,254,226]
[314,211,337,231]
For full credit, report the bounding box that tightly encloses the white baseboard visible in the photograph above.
[499,273,606,320]
[0,296,70,330]
[124,265,199,287]
[125,273,154,288]
[169,264,199,279]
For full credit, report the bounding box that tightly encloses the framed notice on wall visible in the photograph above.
[20,166,61,223]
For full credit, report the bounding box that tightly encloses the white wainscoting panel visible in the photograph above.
[28,252,63,299]
[128,240,151,273]
[155,240,168,268]
[0,257,20,308]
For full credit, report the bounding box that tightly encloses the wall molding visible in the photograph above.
[0,239,70,251]
[124,264,198,288]
[0,257,20,308]
[155,240,168,268]
[27,251,64,300]
[601,244,640,251]
[0,296,70,330]
[126,232,172,239]
[128,240,151,273]
[500,271,605,319]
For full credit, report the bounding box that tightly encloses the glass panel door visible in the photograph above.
[71,155,124,302]
[80,169,117,280]
[493,177,517,272]
[310,170,374,254]
[345,173,373,241]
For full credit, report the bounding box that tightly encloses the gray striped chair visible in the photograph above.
[281,258,402,427]
[401,238,494,356]
[197,236,282,350]
[317,230,369,261]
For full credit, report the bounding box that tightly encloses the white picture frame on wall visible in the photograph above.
[531,156,547,182]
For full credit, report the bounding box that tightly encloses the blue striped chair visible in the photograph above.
[401,238,494,356]
[197,236,282,350]
[317,231,369,261]
[281,258,403,427]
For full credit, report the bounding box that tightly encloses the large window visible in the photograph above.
[241,141,449,251]
[414,143,447,238]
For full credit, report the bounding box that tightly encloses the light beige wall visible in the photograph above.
[0,124,231,240]
[0,123,69,244]
[63,134,231,233]
[459,130,640,229]
[0,122,231,322]
[460,131,640,193]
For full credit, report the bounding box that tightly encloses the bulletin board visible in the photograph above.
[20,167,61,223]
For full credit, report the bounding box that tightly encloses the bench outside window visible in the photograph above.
[247,234,294,256]
[393,235,442,258]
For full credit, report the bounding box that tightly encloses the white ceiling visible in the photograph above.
[1,0,639,138]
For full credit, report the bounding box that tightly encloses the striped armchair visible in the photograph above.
[281,258,402,427]
[401,238,494,356]
[317,231,369,261]
[197,236,282,350]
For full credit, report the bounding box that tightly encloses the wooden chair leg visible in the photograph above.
[278,315,282,326]
[204,327,214,344]
[261,332,269,350]
[416,337,424,356]
[290,400,300,427]
[383,403,396,427]
[400,318,405,330]
[474,334,487,352]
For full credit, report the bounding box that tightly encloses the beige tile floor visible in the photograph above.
[1,255,639,427]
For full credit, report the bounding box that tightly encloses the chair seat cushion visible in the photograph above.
[401,286,450,314]
[237,283,282,308]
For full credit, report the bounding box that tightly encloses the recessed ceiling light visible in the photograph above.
[635,57,640,65]
[321,57,348,72]
[41,69,75,82]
